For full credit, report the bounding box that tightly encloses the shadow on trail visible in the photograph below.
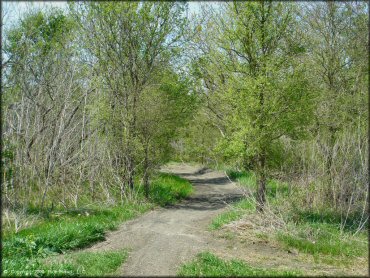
[187,176,230,186]
[166,193,244,211]
[169,167,212,177]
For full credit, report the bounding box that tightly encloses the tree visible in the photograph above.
[71,2,189,198]
[297,2,368,216]
[3,8,89,209]
[194,2,314,210]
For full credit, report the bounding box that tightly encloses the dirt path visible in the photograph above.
[87,163,245,276]
[72,163,366,276]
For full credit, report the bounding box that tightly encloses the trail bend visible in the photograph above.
[87,163,244,276]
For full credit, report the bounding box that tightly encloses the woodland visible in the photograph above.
[1,2,368,276]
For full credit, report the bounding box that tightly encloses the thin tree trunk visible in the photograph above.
[256,153,267,212]
[143,144,149,198]
[128,156,134,190]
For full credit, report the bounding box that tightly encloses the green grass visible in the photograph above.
[2,255,76,277]
[227,170,256,189]
[277,222,368,258]
[226,170,289,198]
[216,169,368,263]
[3,203,152,254]
[150,173,193,206]
[2,203,150,277]
[3,250,128,277]
[177,252,300,276]
[210,170,289,230]
[2,172,192,277]
[288,209,368,233]
[64,249,128,276]
[210,199,255,230]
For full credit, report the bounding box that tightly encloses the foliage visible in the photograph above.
[1,2,368,274]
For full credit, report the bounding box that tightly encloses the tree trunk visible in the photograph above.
[128,157,134,190]
[144,171,149,199]
[256,153,267,212]
[143,145,149,198]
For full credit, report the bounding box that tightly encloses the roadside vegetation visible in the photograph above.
[209,170,368,267]
[149,173,193,206]
[2,174,192,277]
[178,252,301,277]
[54,249,129,276]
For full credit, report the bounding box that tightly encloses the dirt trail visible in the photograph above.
[87,164,245,276]
[74,163,366,276]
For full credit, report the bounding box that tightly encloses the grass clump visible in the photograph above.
[177,252,300,276]
[64,250,128,276]
[277,222,368,258]
[210,199,255,230]
[150,173,193,206]
[2,203,151,277]
[4,203,152,253]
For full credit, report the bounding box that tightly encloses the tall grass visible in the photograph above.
[280,127,368,232]
[212,169,368,262]
[2,173,192,277]
[149,173,193,206]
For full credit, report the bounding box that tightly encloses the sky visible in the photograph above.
[2,1,208,32]
[3,1,67,25]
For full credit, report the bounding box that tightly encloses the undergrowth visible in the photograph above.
[150,173,193,206]
[210,198,255,230]
[177,252,300,276]
[2,173,192,277]
[62,249,128,276]
[212,169,368,264]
